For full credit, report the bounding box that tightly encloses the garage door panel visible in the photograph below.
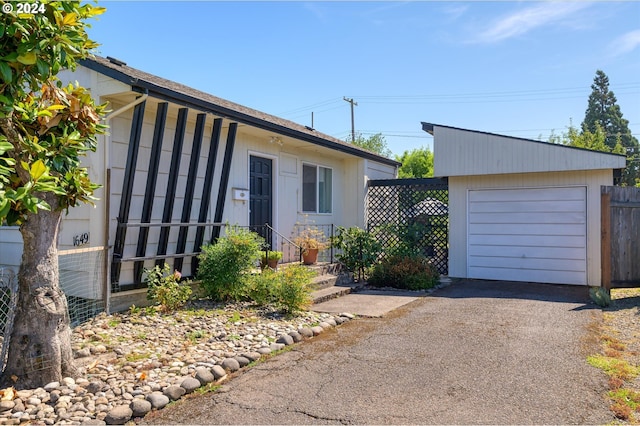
[468,187,586,285]
[470,223,586,236]
[469,200,585,214]
[468,244,586,260]
[468,256,586,272]
[468,187,584,203]
[469,234,585,248]
[468,266,587,285]
[469,211,585,225]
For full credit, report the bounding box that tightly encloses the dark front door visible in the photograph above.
[249,155,273,246]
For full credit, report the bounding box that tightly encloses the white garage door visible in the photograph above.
[468,187,587,285]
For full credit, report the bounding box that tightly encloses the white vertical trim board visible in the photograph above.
[467,186,587,285]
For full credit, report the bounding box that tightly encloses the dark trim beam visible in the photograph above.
[133,102,168,284]
[192,118,223,271]
[211,122,238,242]
[174,113,206,273]
[156,108,189,267]
[111,100,146,289]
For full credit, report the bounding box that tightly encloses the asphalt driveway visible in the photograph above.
[144,280,613,425]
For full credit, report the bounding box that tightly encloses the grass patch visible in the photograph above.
[193,383,221,395]
[125,351,151,363]
[608,388,640,421]
[587,354,640,381]
[185,330,207,344]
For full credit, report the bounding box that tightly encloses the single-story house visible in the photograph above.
[423,122,626,286]
[0,56,398,308]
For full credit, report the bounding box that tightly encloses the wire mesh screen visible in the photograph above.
[58,246,106,327]
[0,267,18,374]
[366,178,449,275]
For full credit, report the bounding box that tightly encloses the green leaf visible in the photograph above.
[0,198,10,219]
[17,52,37,65]
[14,186,27,201]
[36,59,50,77]
[0,140,13,154]
[0,61,12,84]
[30,160,47,181]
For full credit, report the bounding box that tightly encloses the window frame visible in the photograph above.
[301,162,333,214]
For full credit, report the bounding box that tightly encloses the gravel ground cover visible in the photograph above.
[0,300,354,425]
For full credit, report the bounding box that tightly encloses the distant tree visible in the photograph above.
[395,146,434,178]
[581,70,639,186]
[349,132,392,158]
[549,122,625,154]
[0,1,106,388]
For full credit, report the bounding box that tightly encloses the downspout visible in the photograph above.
[102,91,148,314]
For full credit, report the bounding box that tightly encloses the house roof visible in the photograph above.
[422,122,627,177]
[79,55,399,167]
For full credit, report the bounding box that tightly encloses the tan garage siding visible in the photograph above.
[448,169,612,286]
[433,125,625,177]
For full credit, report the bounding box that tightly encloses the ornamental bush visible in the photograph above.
[368,255,439,291]
[144,263,192,313]
[331,226,381,281]
[197,227,264,301]
[248,264,315,314]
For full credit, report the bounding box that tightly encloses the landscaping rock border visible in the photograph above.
[0,302,356,425]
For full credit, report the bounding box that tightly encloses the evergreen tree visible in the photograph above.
[581,70,639,186]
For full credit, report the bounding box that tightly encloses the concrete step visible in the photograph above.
[312,285,353,304]
[279,261,341,277]
[312,274,338,290]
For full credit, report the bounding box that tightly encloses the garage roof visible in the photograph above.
[422,123,627,177]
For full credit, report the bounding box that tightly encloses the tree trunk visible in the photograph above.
[2,193,78,389]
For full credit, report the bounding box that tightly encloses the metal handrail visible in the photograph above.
[263,223,303,263]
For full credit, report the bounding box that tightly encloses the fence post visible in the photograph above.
[601,189,612,292]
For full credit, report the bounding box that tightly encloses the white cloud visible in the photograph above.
[471,2,592,44]
[609,29,640,56]
[442,4,469,22]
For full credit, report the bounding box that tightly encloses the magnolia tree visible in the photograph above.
[0,1,106,388]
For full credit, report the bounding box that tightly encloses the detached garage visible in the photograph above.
[423,123,626,286]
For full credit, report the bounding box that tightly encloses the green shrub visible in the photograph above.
[275,264,315,313]
[248,265,315,314]
[248,268,277,306]
[197,227,264,301]
[368,255,439,291]
[331,226,381,281]
[144,263,192,312]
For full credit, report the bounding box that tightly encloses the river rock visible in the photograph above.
[104,405,132,425]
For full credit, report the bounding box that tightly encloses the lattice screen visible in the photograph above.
[366,178,449,275]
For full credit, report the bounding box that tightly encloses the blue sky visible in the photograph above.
[87,1,640,156]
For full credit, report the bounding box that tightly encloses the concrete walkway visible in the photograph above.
[312,288,426,317]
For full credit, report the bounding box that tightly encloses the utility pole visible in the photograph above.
[343,97,358,142]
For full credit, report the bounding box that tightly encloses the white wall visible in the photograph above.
[434,125,626,177]
[448,169,613,286]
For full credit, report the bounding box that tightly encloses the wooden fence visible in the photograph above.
[601,186,640,290]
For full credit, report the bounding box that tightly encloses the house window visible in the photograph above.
[302,164,332,213]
